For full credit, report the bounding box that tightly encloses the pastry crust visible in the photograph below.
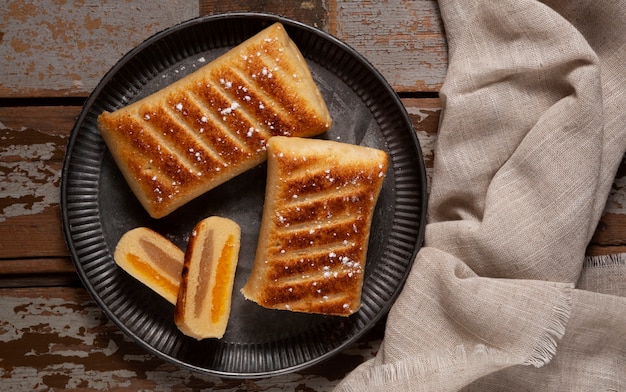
[98,23,332,218]
[175,216,241,339]
[241,136,388,316]
[113,227,185,304]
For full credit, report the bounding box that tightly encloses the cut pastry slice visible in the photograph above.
[175,216,241,340]
[114,227,185,304]
[241,136,389,316]
[98,22,332,218]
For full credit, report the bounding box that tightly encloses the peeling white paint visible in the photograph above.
[415,127,438,158]
[0,142,60,222]
[47,364,136,390]
[300,1,316,10]
[3,364,137,391]
[0,367,48,392]
[1,292,378,390]
[1,297,104,344]
[144,367,330,392]
[1,0,199,95]
[406,107,439,185]
[2,142,56,160]
[406,106,433,123]
[53,339,119,358]
[334,1,447,90]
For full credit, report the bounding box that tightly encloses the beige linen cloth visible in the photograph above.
[336,0,626,390]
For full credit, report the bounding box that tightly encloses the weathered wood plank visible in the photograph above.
[0,106,78,258]
[0,0,199,98]
[603,155,626,217]
[586,245,626,257]
[2,102,625,264]
[1,0,446,98]
[0,100,440,259]
[0,123,67,258]
[329,0,448,92]
[199,0,329,29]
[404,97,440,185]
[0,287,381,390]
[0,258,78,288]
[0,105,82,133]
[591,212,626,246]
[0,207,68,259]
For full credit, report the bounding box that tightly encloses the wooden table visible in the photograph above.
[1,1,624,390]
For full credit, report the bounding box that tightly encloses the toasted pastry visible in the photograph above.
[98,23,332,218]
[114,227,185,304]
[241,136,388,316]
[174,216,241,339]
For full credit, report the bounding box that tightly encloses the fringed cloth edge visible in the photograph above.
[584,252,626,268]
[522,287,572,367]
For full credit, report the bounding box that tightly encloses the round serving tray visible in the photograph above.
[61,12,427,378]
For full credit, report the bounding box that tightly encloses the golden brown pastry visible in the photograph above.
[98,23,332,218]
[113,227,184,304]
[241,136,388,316]
[174,216,241,339]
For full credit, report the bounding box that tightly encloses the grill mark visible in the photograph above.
[181,90,260,157]
[221,31,298,138]
[258,270,360,311]
[206,72,275,141]
[268,217,368,252]
[157,106,230,175]
[278,170,380,203]
[274,190,371,227]
[187,83,271,155]
[221,67,300,137]
[165,90,253,167]
[105,114,199,200]
[269,237,356,256]
[262,38,303,79]
[256,146,382,310]
[268,270,361,294]
[278,183,374,215]
[192,73,273,153]
[240,53,327,134]
[131,105,212,176]
[266,246,364,281]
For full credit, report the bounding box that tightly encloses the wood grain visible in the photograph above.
[0,287,381,390]
[0,106,82,133]
[0,107,75,260]
[0,258,78,288]
[0,101,440,261]
[0,1,447,98]
[199,0,329,29]
[0,0,199,98]
[1,101,625,273]
[203,0,449,92]
[329,0,448,92]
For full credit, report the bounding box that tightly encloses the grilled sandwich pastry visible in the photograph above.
[175,216,241,339]
[114,227,185,304]
[241,136,388,316]
[98,23,332,218]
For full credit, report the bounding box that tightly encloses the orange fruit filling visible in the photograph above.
[127,253,178,297]
[211,235,237,323]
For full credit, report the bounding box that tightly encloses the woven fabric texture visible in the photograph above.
[336,0,626,390]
